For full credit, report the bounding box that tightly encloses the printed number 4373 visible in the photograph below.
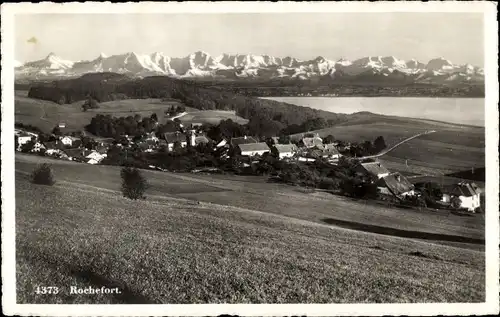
[35,286,60,295]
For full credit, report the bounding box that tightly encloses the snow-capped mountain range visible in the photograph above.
[15,51,484,84]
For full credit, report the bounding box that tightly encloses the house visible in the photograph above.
[85,150,106,164]
[17,132,33,146]
[300,133,323,149]
[43,141,65,151]
[163,132,188,151]
[194,135,211,146]
[237,142,271,157]
[323,144,341,160]
[357,161,390,179]
[216,139,228,148]
[64,148,91,162]
[58,122,66,129]
[272,144,298,159]
[230,136,258,147]
[376,173,415,197]
[31,142,46,153]
[442,182,481,212]
[60,136,79,146]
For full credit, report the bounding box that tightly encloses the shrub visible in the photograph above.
[30,164,55,186]
[120,167,148,200]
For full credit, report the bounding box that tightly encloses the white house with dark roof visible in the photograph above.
[376,173,415,197]
[357,161,390,179]
[163,132,188,151]
[442,182,481,212]
[323,144,341,160]
[60,136,79,146]
[17,132,33,146]
[272,144,298,159]
[238,142,270,157]
[295,132,323,149]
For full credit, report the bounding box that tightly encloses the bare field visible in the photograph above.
[15,154,484,304]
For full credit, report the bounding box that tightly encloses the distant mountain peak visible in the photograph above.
[15,50,484,85]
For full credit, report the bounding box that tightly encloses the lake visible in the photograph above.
[263,97,485,127]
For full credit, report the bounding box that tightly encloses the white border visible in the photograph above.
[1,2,499,316]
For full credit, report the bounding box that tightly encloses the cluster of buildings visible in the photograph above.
[220,133,342,162]
[354,160,482,212]
[15,122,482,213]
[15,128,108,164]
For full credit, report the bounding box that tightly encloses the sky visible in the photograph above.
[14,13,484,66]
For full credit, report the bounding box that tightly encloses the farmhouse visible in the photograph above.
[64,148,88,162]
[358,161,390,179]
[85,150,106,164]
[442,182,481,212]
[163,132,188,151]
[376,173,415,197]
[300,133,323,149]
[230,136,258,147]
[323,144,341,160]
[31,142,46,153]
[272,144,298,159]
[194,135,211,146]
[17,132,33,146]
[237,142,271,157]
[60,136,79,146]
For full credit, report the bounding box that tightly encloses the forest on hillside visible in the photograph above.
[26,73,349,135]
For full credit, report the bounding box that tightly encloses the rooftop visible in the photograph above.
[360,161,390,176]
[377,172,414,196]
[238,142,271,152]
[163,132,187,143]
[231,136,258,146]
[274,144,298,153]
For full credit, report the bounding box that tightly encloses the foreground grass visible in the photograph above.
[15,154,485,243]
[15,157,484,304]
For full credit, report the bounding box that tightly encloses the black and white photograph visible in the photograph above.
[1,2,499,316]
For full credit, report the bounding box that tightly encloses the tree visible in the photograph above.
[120,167,148,200]
[323,135,335,144]
[373,136,387,153]
[150,113,158,123]
[20,140,35,153]
[52,126,62,136]
[15,137,19,150]
[31,163,55,186]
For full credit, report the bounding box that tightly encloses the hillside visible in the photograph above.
[24,73,349,133]
[303,114,485,176]
[16,154,484,303]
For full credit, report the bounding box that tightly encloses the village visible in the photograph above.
[15,116,483,214]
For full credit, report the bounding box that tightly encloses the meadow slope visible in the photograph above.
[15,90,247,133]
[15,154,484,304]
[308,114,485,176]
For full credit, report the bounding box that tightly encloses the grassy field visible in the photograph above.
[178,110,249,125]
[15,90,185,133]
[15,90,248,133]
[15,154,484,304]
[310,115,485,176]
